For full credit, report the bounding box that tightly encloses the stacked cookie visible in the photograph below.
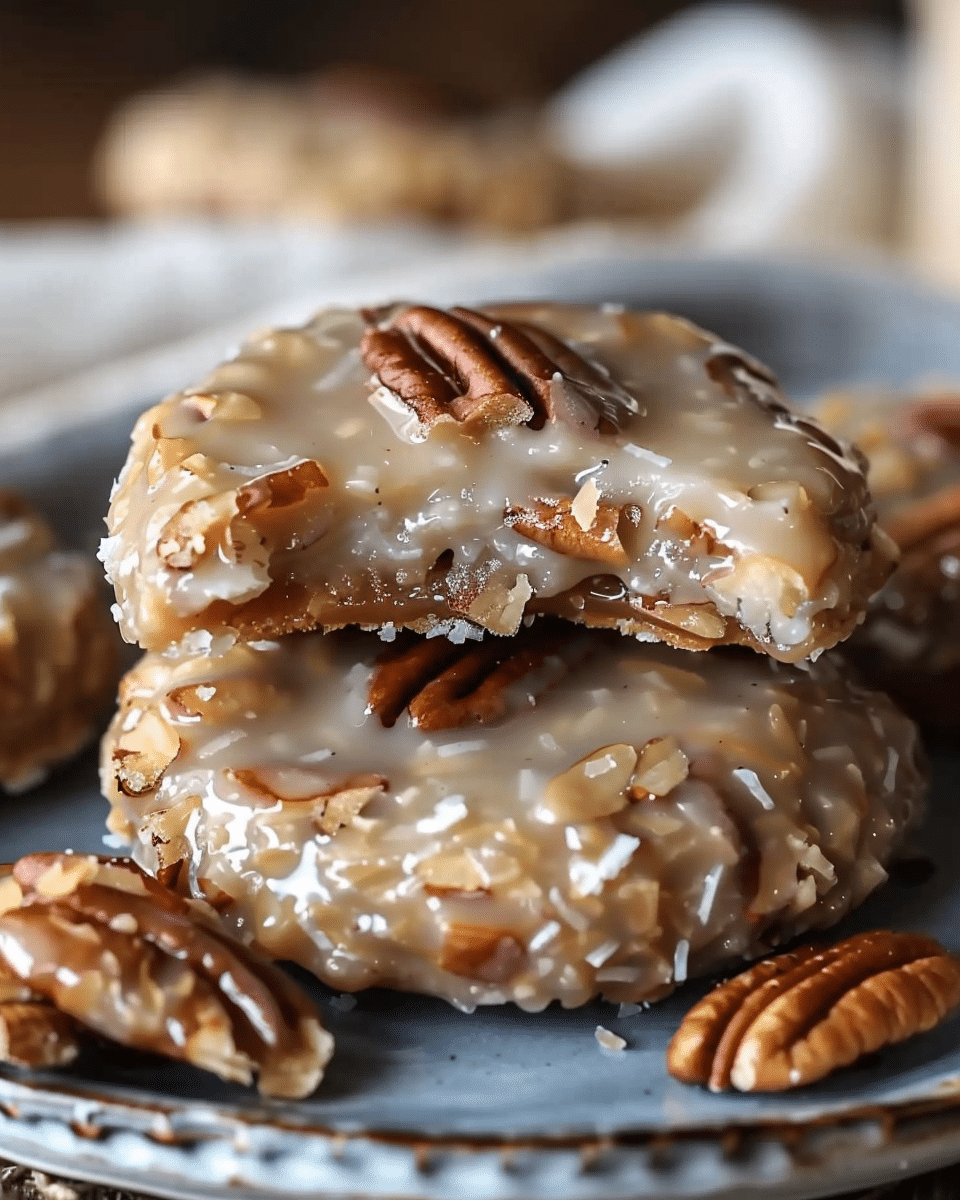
[100,303,924,1012]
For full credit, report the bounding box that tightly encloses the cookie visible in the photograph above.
[101,623,923,1011]
[814,388,960,728]
[0,492,117,789]
[95,71,571,233]
[102,303,895,661]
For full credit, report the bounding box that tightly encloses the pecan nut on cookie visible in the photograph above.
[0,491,117,790]
[101,304,895,660]
[814,388,960,728]
[101,622,924,1012]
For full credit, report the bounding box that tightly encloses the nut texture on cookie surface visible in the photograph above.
[102,303,895,661]
[102,625,924,1012]
[0,492,117,790]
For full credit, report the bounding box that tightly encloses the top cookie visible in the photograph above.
[102,303,895,658]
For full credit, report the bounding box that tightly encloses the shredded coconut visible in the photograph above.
[595,1025,627,1052]
[732,767,775,810]
[623,443,671,468]
[697,864,724,924]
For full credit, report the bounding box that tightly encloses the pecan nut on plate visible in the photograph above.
[102,303,894,663]
[813,387,960,728]
[0,854,332,1099]
[102,622,924,1012]
[668,930,960,1092]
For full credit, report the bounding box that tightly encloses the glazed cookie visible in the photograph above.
[0,492,117,790]
[814,388,960,727]
[102,303,895,661]
[101,623,924,1012]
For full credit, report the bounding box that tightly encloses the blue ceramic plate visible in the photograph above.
[1,255,960,1200]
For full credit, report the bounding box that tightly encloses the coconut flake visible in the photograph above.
[528,921,561,952]
[595,1026,627,1052]
[623,443,671,468]
[697,865,724,924]
[585,940,619,968]
[732,767,775,810]
[571,477,601,532]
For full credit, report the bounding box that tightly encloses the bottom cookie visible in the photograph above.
[102,624,924,1011]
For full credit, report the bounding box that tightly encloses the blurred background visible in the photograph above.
[5,0,960,413]
[0,0,911,229]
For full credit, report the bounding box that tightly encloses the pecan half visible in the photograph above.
[667,931,960,1092]
[0,854,333,1098]
[360,304,618,436]
[505,493,629,566]
[368,619,577,731]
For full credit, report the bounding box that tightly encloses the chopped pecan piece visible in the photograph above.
[0,854,333,1098]
[505,494,629,566]
[156,458,328,571]
[368,619,577,731]
[630,736,689,798]
[643,602,728,642]
[228,767,387,835]
[542,744,637,822]
[237,459,329,514]
[111,705,180,797]
[667,931,960,1092]
[360,304,618,436]
[440,923,525,983]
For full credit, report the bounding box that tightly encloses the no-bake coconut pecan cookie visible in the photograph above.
[0,492,117,789]
[96,71,572,232]
[102,303,895,661]
[101,623,924,1012]
[814,388,960,727]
